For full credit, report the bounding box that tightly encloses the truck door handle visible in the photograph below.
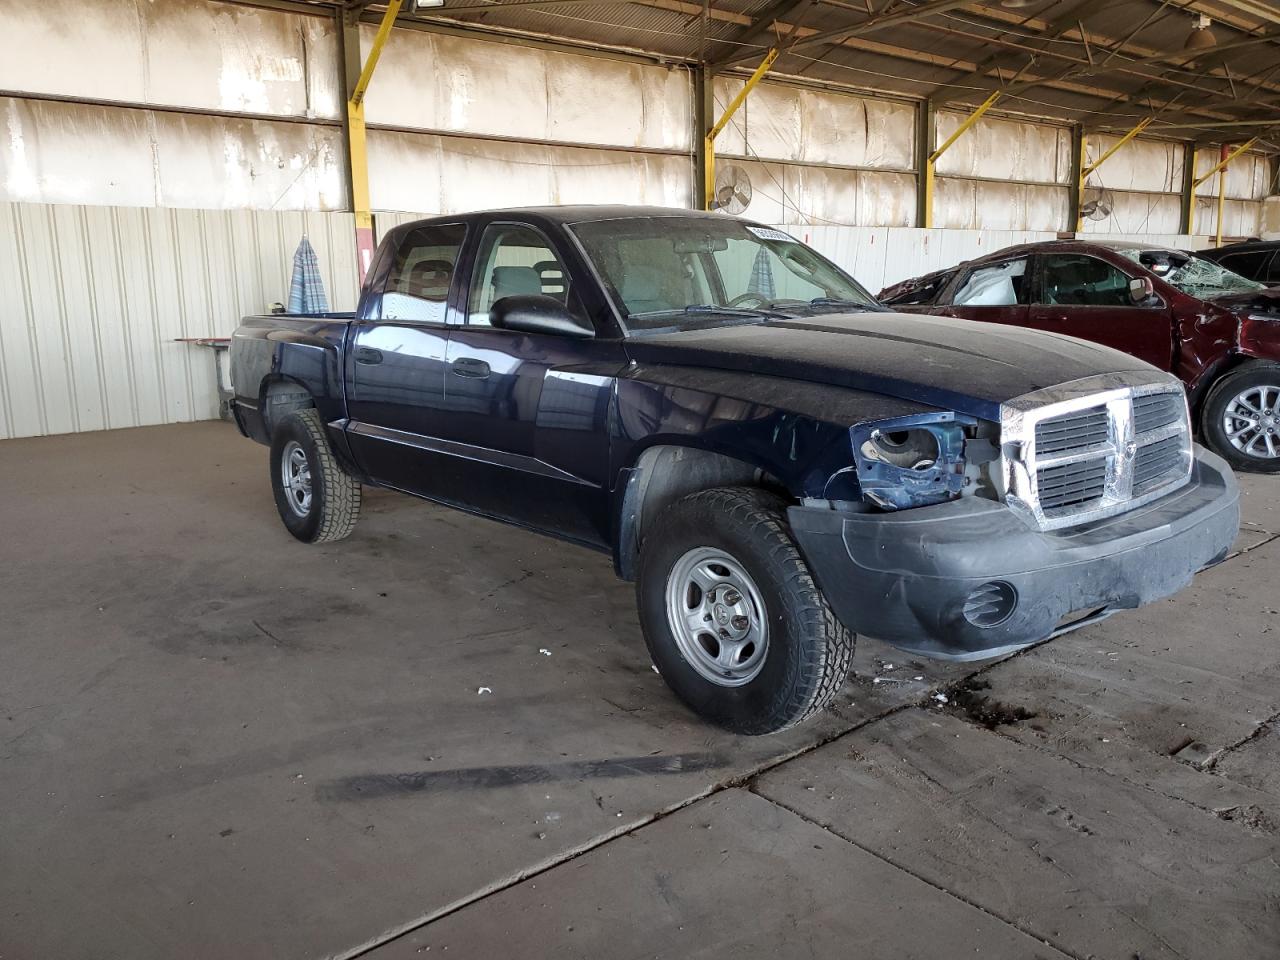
[451,357,490,379]
[354,346,383,365]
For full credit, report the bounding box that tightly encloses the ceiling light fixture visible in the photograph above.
[1184,14,1217,54]
[412,0,446,10]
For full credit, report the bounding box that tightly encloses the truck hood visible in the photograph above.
[624,312,1157,422]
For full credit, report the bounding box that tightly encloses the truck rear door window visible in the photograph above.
[381,223,467,323]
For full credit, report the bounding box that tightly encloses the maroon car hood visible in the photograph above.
[1205,288,1280,316]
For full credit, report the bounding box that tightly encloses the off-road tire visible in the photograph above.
[637,486,855,735]
[1201,362,1280,473]
[269,408,362,542]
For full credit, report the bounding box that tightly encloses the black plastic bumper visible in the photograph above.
[787,447,1240,661]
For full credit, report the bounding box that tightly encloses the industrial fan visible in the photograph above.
[1080,187,1115,222]
[712,165,753,214]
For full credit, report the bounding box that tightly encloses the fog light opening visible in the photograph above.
[962,581,1017,628]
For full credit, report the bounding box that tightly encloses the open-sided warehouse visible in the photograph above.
[2,2,1280,958]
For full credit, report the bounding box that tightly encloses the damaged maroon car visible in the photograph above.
[880,240,1280,471]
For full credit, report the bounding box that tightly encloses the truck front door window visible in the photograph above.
[380,223,466,322]
[468,225,570,327]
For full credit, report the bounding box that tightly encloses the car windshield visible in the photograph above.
[1118,248,1265,299]
[568,216,880,332]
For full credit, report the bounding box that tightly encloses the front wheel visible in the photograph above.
[1201,363,1280,473]
[269,408,362,542]
[637,487,855,735]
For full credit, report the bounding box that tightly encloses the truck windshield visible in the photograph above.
[1119,248,1265,299]
[568,216,879,332]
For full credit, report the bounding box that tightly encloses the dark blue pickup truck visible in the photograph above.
[230,206,1239,734]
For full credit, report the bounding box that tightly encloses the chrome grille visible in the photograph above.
[1037,458,1108,512]
[1133,393,1183,435]
[1001,376,1193,531]
[1035,409,1110,455]
[1134,436,1183,491]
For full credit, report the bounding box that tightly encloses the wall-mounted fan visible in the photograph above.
[713,165,753,214]
[1080,187,1115,222]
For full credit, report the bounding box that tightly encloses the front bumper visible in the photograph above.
[788,446,1240,661]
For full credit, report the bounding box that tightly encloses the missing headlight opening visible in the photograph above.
[861,428,940,471]
[839,415,1005,512]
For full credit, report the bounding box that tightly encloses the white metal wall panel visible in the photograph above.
[934,178,1070,232]
[1264,197,1280,239]
[1,97,347,211]
[367,131,693,214]
[364,28,692,152]
[934,112,1072,185]
[0,202,358,440]
[727,159,915,227]
[1084,136,1183,193]
[1080,192,1184,235]
[711,77,915,171]
[0,0,341,121]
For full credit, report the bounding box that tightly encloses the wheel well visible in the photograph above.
[1195,356,1276,421]
[261,379,315,438]
[614,445,786,581]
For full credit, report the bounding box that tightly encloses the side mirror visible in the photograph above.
[1129,276,1155,304]
[490,295,595,339]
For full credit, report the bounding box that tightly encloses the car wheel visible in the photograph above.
[1201,363,1280,473]
[636,486,855,735]
[269,408,362,542]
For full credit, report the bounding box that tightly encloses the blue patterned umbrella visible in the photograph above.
[748,246,776,299]
[287,236,329,314]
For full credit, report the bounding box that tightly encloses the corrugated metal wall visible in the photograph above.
[0,202,358,440]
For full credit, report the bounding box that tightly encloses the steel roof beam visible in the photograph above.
[711,0,977,69]
[706,0,814,68]
[929,0,1121,104]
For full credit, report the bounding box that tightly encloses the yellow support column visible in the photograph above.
[1186,138,1258,241]
[922,92,1001,229]
[347,0,404,281]
[1217,144,1228,247]
[704,49,779,211]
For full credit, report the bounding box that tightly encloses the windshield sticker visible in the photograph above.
[746,226,797,243]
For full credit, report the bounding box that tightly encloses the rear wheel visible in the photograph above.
[637,487,855,735]
[269,408,361,542]
[1201,363,1280,473]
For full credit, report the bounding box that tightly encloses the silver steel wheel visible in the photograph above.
[1223,384,1280,460]
[280,440,313,517]
[664,546,769,687]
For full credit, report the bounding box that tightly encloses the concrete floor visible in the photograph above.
[1,420,1278,960]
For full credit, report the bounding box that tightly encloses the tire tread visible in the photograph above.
[287,408,361,542]
[641,485,855,734]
